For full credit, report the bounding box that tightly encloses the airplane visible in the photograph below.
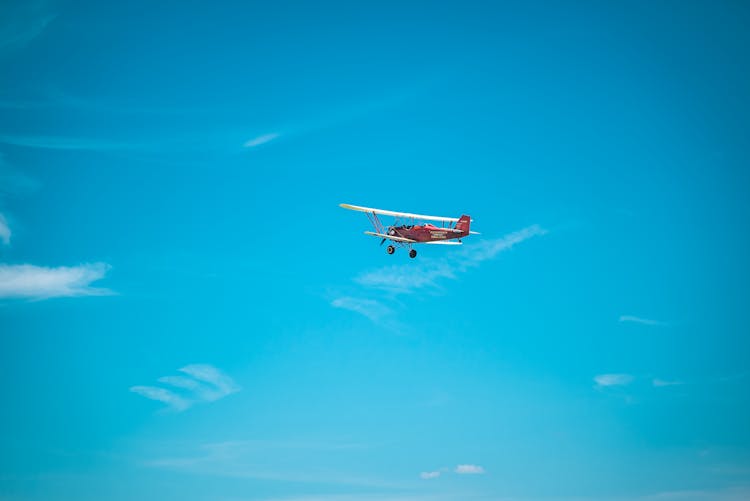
[340,203,479,258]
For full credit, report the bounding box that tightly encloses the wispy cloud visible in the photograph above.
[419,471,442,479]
[0,154,40,197]
[355,260,455,294]
[145,440,400,488]
[355,225,546,294]
[179,364,241,401]
[131,364,240,412]
[0,263,112,299]
[129,386,191,412]
[157,375,201,391]
[250,486,750,501]
[619,315,667,326]
[454,464,485,474]
[240,91,414,151]
[594,373,634,388]
[256,496,446,501]
[0,213,9,245]
[244,133,279,148]
[638,486,750,501]
[331,296,392,323]
[0,134,139,151]
[419,464,484,479]
[462,225,547,263]
[0,2,57,53]
[652,378,683,387]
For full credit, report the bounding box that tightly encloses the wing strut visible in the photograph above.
[366,211,385,234]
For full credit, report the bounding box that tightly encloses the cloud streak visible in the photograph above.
[454,464,485,474]
[130,386,191,412]
[0,154,40,197]
[419,464,485,479]
[0,263,112,299]
[355,225,546,294]
[331,296,392,323]
[131,364,240,412]
[0,213,9,244]
[619,315,667,326]
[0,2,57,53]
[594,373,634,388]
[0,134,139,151]
[179,364,242,401]
[244,133,279,148]
[652,378,683,387]
[145,440,401,489]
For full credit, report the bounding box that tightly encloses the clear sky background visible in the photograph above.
[1,1,749,500]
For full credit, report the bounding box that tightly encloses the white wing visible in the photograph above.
[363,231,417,243]
[364,232,463,245]
[341,203,460,223]
[423,240,462,245]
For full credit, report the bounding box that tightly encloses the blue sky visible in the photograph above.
[1,1,749,500]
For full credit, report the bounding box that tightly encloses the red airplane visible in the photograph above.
[340,203,479,258]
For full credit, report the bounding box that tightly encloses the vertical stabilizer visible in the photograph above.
[455,215,471,233]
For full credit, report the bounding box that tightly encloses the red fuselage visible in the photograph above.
[389,223,468,243]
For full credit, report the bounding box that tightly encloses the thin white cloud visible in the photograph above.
[355,260,455,294]
[419,471,441,479]
[254,486,750,501]
[639,486,750,501]
[420,464,486,479]
[619,315,667,326]
[179,364,241,400]
[0,154,40,196]
[257,497,440,501]
[145,441,402,488]
[331,296,392,323]
[0,2,57,52]
[0,262,112,299]
[130,386,191,412]
[355,224,546,294]
[653,378,683,387]
[157,375,202,391]
[0,134,138,151]
[594,373,634,388]
[244,133,279,148]
[462,224,547,264]
[0,213,10,244]
[132,364,240,412]
[454,464,485,474]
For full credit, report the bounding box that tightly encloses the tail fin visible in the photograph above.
[455,215,471,233]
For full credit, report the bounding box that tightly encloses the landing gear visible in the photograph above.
[386,245,395,255]
[409,249,417,259]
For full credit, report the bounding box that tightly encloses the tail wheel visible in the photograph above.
[409,249,417,259]
[386,245,395,255]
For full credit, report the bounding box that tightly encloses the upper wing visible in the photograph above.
[364,231,417,243]
[341,203,460,223]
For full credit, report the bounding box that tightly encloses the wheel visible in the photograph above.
[386,245,395,255]
[409,249,417,259]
